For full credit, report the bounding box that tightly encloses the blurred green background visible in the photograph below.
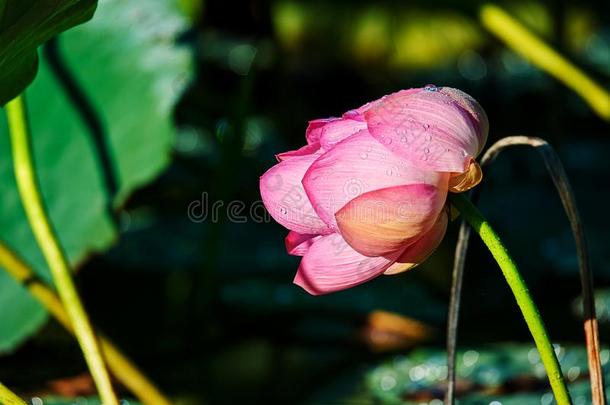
[2,0,610,404]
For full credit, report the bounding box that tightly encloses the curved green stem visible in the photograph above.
[4,95,119,405]
[480,4,610,120]
[0,241,173,405]
[0,382,27,405]
[449,193,573,405]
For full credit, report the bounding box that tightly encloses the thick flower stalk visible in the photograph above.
[260,85,487,294]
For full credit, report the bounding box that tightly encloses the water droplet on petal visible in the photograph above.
[360,152,368,159]
[425,135,432,141]
[423,124,430,130]
[280,207,288,215]
[383,137,392,145]
[424,84,438,92]
[401,135,408,143]
[386,169,393,176]
[424,148,430,154]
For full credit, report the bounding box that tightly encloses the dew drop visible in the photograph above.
[423,124,430,130]
[401,135,408,143]
[360,152,368,159]
[425,135,432,141]
[366,147,373,152]
[279,207,288,215]
[424,84,438,92]
[424,148,430,154]
[386,168,393,176]
[383,137,392,145]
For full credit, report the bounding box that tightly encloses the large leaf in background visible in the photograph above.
[0,0,192,352]
[0,0,97,105]
[0,272,49,351]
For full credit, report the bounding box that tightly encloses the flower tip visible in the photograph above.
[293,269,323,296]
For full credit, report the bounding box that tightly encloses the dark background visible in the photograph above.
[5,1,610,403]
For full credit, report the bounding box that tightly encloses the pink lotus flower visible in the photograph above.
[260,85,488,295]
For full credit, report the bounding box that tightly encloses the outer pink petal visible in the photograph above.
[285,231,321,256]
[335,183,447,257]
[260,153,331,235]
[305,118,340,144]
[303,130,449,230]
[364,87,488,173]
[439,87,488,154]
[342,90,418,121]
[384,211,448,275]
[318,119,368,150]
[276,142,320,162]
[342,99,382,121]
[294,233,400,295]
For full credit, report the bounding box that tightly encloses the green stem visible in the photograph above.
[449,193,573,405]
[0,382,27,405]
[4,95,119,405]
[0,241,173,405]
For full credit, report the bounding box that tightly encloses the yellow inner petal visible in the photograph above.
[448,160,482,193]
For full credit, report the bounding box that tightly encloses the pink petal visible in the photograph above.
[335,183,447,257]
[319,119,368,150]
[364,87,488,173]
[384,211,448,275]
[342,91,418,121]
[294,233,400,295]
[276,142,320,162]
[305,118,340,144]
[302,130,449,230]
[439,87,488,154]
[342,96,387,121]
[260,153,331,235]
[285,231,321,256]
